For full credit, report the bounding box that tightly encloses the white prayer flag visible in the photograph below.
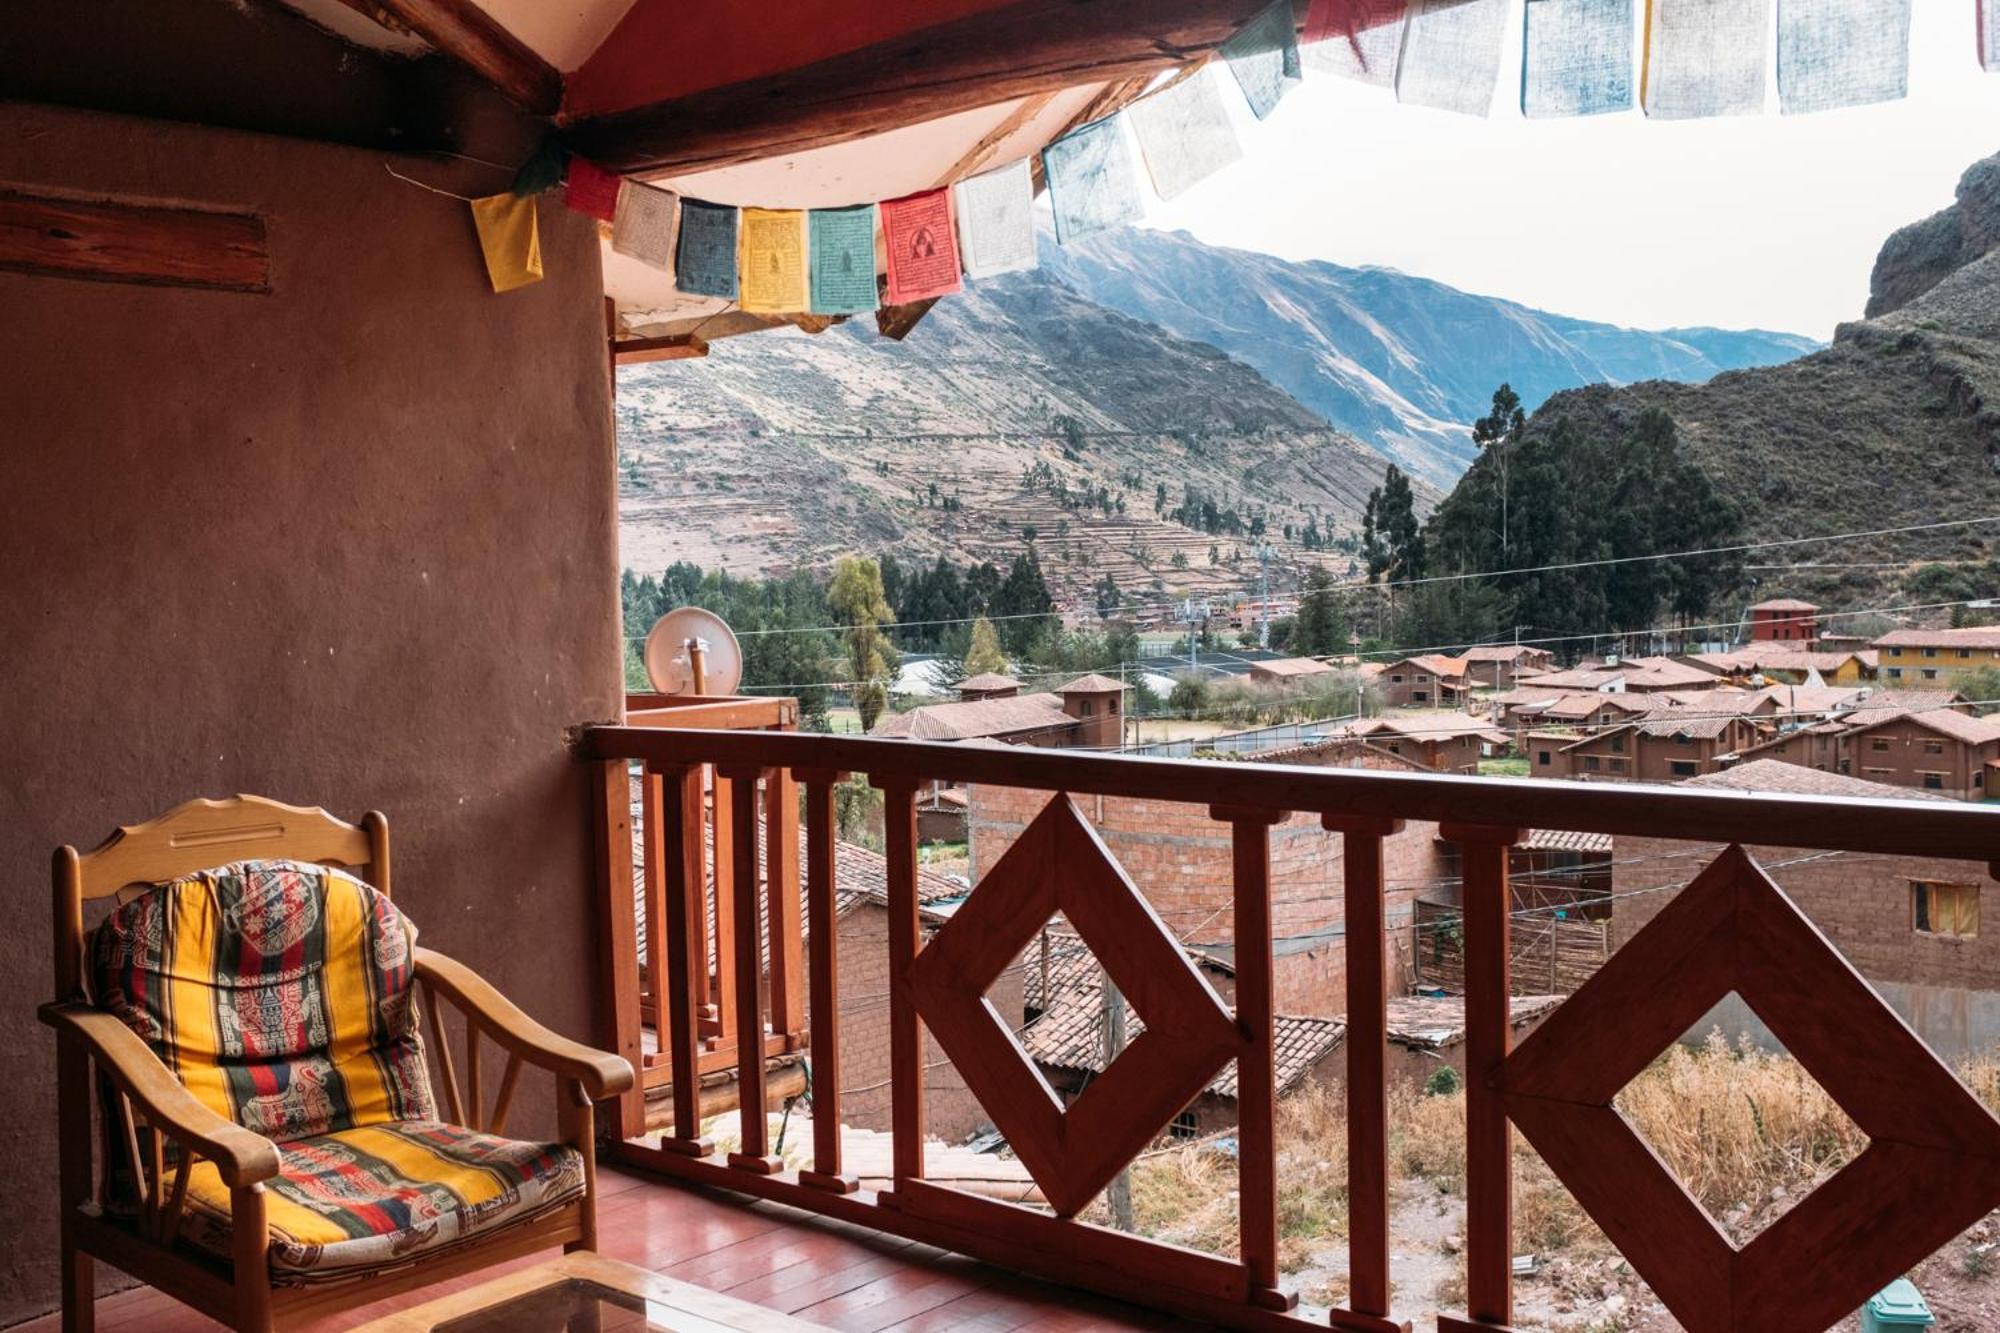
[1984,0,1999,72]
[1222,0,1304,118]
[1522,0,1635,118]
[1643,0,1771,119]
[954,159,1038,279]
[1777,0,1909,115]
[1128,68,1243,201]
[1396,0,1510,118]
[611,181,680,271]
[1042,117,1145,245]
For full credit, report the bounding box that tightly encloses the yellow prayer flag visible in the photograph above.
[469,193,543,293]
[740,207,808,313]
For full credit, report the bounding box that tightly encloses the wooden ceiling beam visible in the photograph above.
[333,0,561,115]
[564,0,1299,175]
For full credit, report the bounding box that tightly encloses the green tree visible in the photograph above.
[1362,464,1422,583]
[964,616,1007,676]
[829,555,900,731]
[1293,566,1347,657]
[1168,675,1210,716]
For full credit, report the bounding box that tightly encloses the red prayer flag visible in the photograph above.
[880,188,963,307]
[565,158,621,222]
[1304,0,1405,47]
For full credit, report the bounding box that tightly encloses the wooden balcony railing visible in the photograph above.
[582,722,2000,1333]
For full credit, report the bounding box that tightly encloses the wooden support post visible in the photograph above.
[1213,805,1295,1314]
[593,759,646,1139]
[1442,823,1522,1331]
[1100,973,1134,1232]
[767,768,806,1045]
[1324,815,1409,1333]
[657,765,710,1155]
[879,779,926,1189]
[797,769,859,1194]
[724,768,781,1173]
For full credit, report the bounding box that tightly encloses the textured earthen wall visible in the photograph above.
[0,103,620,1323]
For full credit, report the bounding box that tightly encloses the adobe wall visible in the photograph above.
[833,903,1021,1142]
[969,785,1447,1018]
[0,103,620,1321]
[1612,837,2000,1058]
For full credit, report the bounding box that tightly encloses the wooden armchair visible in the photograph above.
[42,795,634,1333]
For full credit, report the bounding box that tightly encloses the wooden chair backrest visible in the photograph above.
[52,794,390,1001]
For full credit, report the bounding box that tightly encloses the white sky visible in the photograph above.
[1145,1,2000,340]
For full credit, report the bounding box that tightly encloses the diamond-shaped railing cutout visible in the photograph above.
[1608,994,1865,1247]
[1499,845,2000,1333]
[908,794,1241,1218]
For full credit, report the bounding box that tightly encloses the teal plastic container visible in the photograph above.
[1861,1279,1934,1332]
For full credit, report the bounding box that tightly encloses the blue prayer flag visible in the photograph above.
[1222,0,1303,119]
[1042,117,1145,245]
[675,199,739,300]
[1777,0,1910,115]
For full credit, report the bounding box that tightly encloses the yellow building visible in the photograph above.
[1874,628,2000,687]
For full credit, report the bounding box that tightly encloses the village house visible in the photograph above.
[1548,710,1764,783]
[1377,653,1471,708]
[872,674,1125,747]
[1457,644,1557,689]
[1684,645,1877,686]
[1248,656,1337,685]
[1876,625,2000,687]
[1489,687,1652,737]
[1745,597,1821,643]
[1612,761,1999,1060]
[1838,709,2000,799]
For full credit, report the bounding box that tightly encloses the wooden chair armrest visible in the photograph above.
[413,948,634,1101]
[39,1002,281,1187]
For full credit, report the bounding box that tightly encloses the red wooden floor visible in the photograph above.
[13,1166,1204,1331]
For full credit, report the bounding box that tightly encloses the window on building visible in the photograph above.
[1922,772,1946,790]
[1923,647,1939,658]
[1674,734,1692,745]
[1924,739,1944,755]
[1413,691,1429,703]
[1669,760,1698,777]
[1537,750,1552,766]
[1584,756,1601,772]
[1386,742,1401,754]
[1838,759,1852,774]
[1922,669,1940,681]
[1870,737,1891,753]
[1610,734,1626,753]
[1912,881,1979,938]
[1865,766,1892,778]
[1959,649,1973,660]
[1609,758,1627,773]
[1390,674,1404,684]
[1886,668,1904,680]
[1077,700,1093,716]
[1170,1108,1200,1141]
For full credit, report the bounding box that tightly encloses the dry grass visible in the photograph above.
[1128,1038,2000,1268]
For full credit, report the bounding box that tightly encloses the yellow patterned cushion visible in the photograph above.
[90,860,434,1141]
[180,1121,585,1284]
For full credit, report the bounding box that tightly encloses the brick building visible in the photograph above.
[872,675,1126,748]
[1378,654,1470,709]
[968,784,1451,1017]
[1545,711,1763,782]
[1612,761,2000,1060]
[1746,597,1820,643]
[1838,709,2000,799]
[1307,713,1507,775]
[1458,644,1556,689]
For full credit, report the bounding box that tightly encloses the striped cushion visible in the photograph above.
[179,1121,585,1284]
[90,859,435,1142]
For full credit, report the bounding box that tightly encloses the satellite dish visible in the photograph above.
[644,607,743,697]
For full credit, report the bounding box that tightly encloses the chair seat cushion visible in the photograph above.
[180,1121,584,1285]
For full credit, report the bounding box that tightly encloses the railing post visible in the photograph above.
[796,768,859,1194]
[1324,814,1409,1333]
[1440,823,1522,1333]
[766,766,806,1046]
[722,766,781,1173]
[656,763,710,1156]
[1212,804,1295,1315]
[591,757,646,1140]
[877,778,926,1192]
[709,768,737,1050]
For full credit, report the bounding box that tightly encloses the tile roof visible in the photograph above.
[1521,828,1614,854]
[1383,995,1563,1049]
[1249,657,1336,677]
[1682,759,1953,801]
[959,673,1023,691]
[1394,654,1469,678]
[1022,977,1344,1101]
[1460,645,1552,663]
[1055,673,1128,693]
[1845,707,2000,746]
[1748,685,1866,715]
[871,692,1074,741]
[1875,626,2000,650]
[1749,598,1820,611]
[1515,667,1626,690]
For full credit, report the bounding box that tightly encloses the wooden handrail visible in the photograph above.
[582,726,2000,863]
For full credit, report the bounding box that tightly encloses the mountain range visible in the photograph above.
[1041,228,1820,487]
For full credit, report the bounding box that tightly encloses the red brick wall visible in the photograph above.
[1840,720,1996,800]
[969,786,1449,1017]
[828,902,1022,1143]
